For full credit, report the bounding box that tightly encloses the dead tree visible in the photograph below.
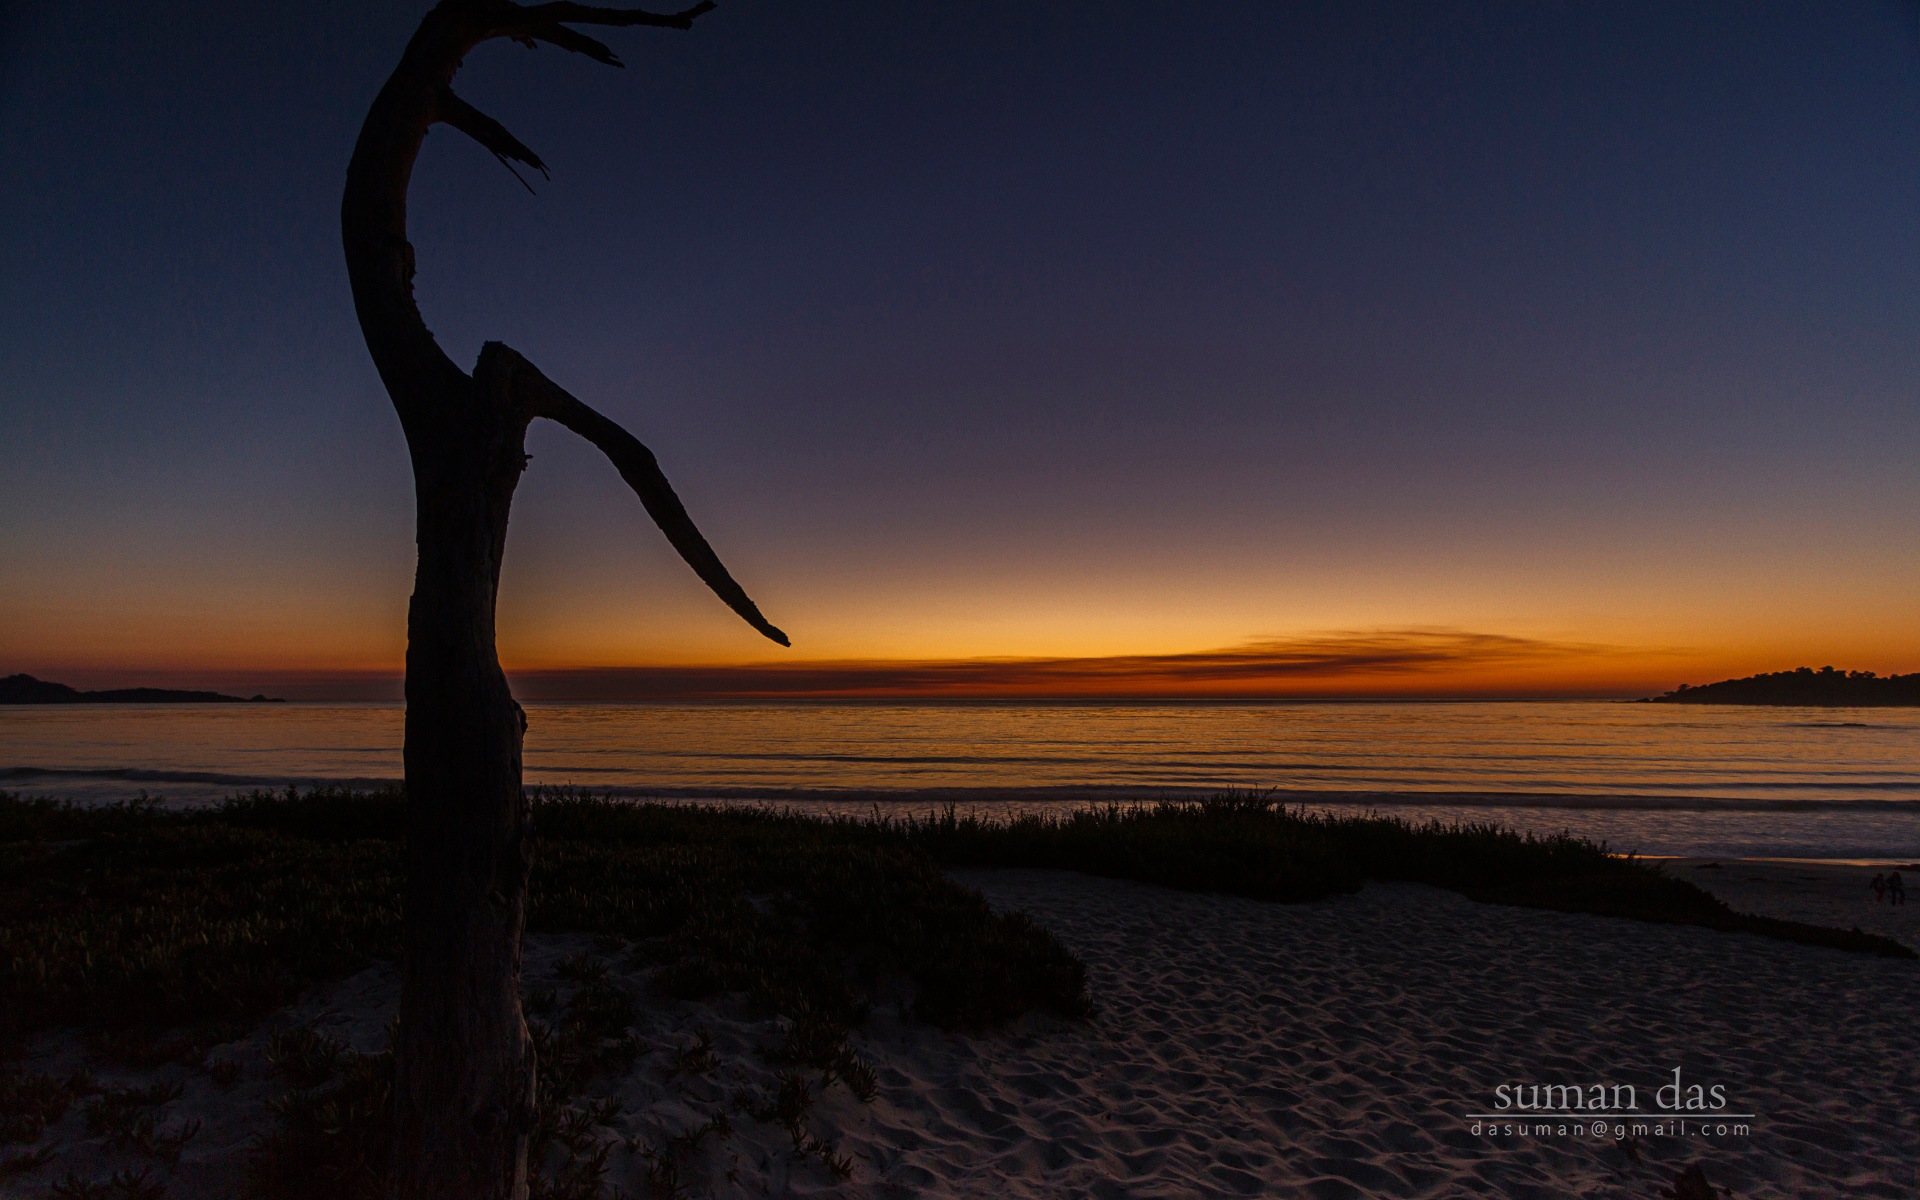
[341,3,781,1196]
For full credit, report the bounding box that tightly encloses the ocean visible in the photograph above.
[3,700,1918,861]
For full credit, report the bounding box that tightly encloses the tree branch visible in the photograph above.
[518,23,624,67]
[504,2,717,33]
[437,87,550,186]
[480,342,789,647]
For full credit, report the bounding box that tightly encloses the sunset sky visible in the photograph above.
[4,1,1918,699]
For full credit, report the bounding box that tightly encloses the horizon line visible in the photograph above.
[14,628,1695,702]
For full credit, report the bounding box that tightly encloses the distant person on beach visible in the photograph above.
[1890,872,1906,906]
[1871,873,1887,903]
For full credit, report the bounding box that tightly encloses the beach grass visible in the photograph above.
[894,791,1916,959]
[4,786,1907,1049]
[0,788,1090,1045]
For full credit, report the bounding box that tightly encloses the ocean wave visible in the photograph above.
[514,756,1920,786]
[529,783,1920,814]
[0,766,400,788]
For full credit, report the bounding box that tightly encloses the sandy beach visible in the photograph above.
[1668,857,1920,950]
[11,864,1918,1198]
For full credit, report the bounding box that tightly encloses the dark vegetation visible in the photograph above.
[0,788,1089,1045]
[0,675,279,705]
[896,795,1914,958]
[2,786,1908,1196]
[0,787,1084,1198]
[1649,666,1920,706]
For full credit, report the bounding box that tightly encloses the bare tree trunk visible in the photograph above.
[341,5,775,1197]
[390,357,539,1199]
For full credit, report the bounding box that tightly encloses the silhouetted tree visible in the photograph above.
[341,4,782,1196]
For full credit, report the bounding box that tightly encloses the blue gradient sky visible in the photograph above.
[3,1,1918,696]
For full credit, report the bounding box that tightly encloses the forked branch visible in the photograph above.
[507,2,716,35]
[440,4,718,180]
[438,87,550,184]
[500,1,716,66]
[346,0,784,647]
[512,24,622,66]
[481,342,790,647]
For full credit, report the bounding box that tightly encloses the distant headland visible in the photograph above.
[1648,666,1920,706]
[0,674,284,705]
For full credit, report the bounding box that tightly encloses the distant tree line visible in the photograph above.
[1649,666,1920,706]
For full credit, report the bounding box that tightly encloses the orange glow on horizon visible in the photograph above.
[15,626,1918,703]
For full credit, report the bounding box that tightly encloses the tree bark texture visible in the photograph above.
[340,5,775,1197]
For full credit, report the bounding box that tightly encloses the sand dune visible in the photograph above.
[14,870,1918,1197]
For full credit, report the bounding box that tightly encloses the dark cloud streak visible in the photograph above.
[508,629,1631,699]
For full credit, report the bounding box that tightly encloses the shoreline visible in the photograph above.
[1658,856,1920,952]
[10,770,1920,810]
[7,775,1920,866]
